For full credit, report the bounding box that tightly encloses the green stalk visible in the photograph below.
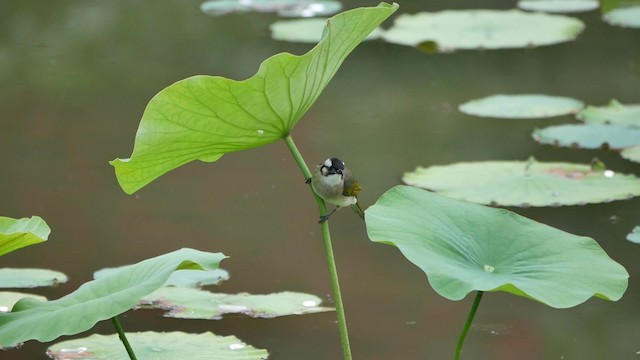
[111,316,138,360]
[454,291,484,360]
[283,134,353,360]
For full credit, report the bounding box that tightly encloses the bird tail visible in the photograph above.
[351,202,365,220]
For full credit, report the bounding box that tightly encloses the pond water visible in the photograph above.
[2,1,639,359]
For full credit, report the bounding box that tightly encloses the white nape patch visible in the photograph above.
[324,158,333,167]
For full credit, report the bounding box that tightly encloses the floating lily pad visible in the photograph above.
[627,226,640,243]
[0,216,50,256]
[576,99,640,127]
[95,268,229,288]
[381,10,585,51]
[621,144,640,163]
[533,124,640,149]
[366,185,629,308]
[0,248,226,348]
[270,18,382,42]
[47,332,269,360]
[0,292,47,313]
[139,287,333,319]
[459,94,584,119]
[603,5,640,27]
[111,4,398,194]
[402,159,640,207]
[0,268,68,288]
[518,0,599,13]
[201,0,341,17]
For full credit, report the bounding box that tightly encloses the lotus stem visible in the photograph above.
[283,134,353,360]
[454,291,484,360]
[111,316,138,360]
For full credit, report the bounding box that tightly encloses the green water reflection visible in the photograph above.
[1,1,639,359]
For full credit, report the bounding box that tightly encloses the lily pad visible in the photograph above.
[381,9,585,51]
[201,0,341,17]
[110,4,398,194]
[0,292,47,313]
[459,94,584,119]
[270,18,382,43]
[95,268,229,288]
[47,332,269,360]
[139,287,333,319]
[603,5,640,27]
[365,185,629,308]
[621,144,640,163]
[627,226,640,243]
[0,216,50,256]
[576,99,640,127]
[0,248,226,348]
[402,159,640,207]
[0,269,68,288]
[533,124,640,149]
[518,0,600,13]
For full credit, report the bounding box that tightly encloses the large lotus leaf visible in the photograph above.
[533,124,640,149]
[366,186,629,308]
[110,3,398,194]
[576,99,640,127]
[459,94,584,119]
[201,0,341,17]
[138,287,333,319]
[0,269,68,288]
[47,332,268,360]
[627,226,640,243]
[0,216,50,256]
[0,248,226,348]
[402,159,640,207]
[0,292,47,313]
[518,0,600,13]
[381,10,585,51]
[622,144,640,163]
[270,18,383,43]
[603,5,640,27]
[95,268,229,288]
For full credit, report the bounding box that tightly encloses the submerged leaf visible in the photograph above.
[47,332,269,360]
[0,248,226,348]
[576,99,640,127]
[603,5,640,27]
[402,159,640,207]
[518,0,600,13]
[621,144,640,163]
[139,287,333,319]
[459,94,584,119]
[110,3,398,194]
[533,124,640,149]
[201,0,341,17]
[366,185,629,308]
[627,226,640,243]
[0,216,50,256]
[381,9,585,51]
[0,269,68,289]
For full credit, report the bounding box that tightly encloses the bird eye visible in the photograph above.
[336,169,343,175]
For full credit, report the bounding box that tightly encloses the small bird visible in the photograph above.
[307,157,364,223]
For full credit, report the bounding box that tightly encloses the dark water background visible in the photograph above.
[1,1,639,359]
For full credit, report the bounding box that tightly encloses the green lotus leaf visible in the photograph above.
[603,5,640,27]
[518,0,600,13]
[270,18,383,43]
[381,9,585,51]
[47,332,268,360]
[139,287,333,319]
[0,216,50,256]
[459,94,584,119]
[0,248,226,348]
[621,144,640,163]
[201,0,341,17]
[627,226,640,243]
[366,185,629,308]
[576,99,640,127]
[95,268,229,288]
[0,269,68,289]
[533,124,640,149]
[601,0,640,12]
[0,292,47,313]
[110,3,398,194]
[402,159,640,207]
